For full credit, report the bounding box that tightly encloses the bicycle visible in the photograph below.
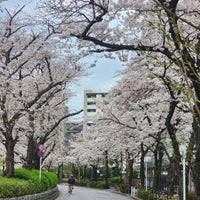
[68,184,74,194]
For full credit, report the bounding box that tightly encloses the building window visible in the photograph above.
[87,94,96,98]
[87,102,96,105]
[87,109,96,112]
[87,123,93,126]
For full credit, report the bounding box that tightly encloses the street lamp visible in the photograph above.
[179,144,186,200]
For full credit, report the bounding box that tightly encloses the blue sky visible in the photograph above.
[1,0,124,120]
[68,58,123,113]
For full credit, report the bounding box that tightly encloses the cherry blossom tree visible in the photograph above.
[0,5,85,177]
[95,63,168,190]
[70,56,193,196]
[41,0,200,198]
[102,59,193,196]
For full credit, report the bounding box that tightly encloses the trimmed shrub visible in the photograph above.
[96,181,109,189]
[109,176,121,183]
[0,168,58,198]
[188,192,195,200]
[15,168,58,193]
[88,181,109,189]
[75,180,88,186]
[88,181,98,188]
[0,177,35,198]
[42,171,58,188]
[138,188,154,200]
[119,184,129,193]
[15,168,43,193]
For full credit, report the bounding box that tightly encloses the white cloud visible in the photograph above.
[68,58,123,117]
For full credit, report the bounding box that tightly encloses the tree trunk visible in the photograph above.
[140,143,146,188]
[166,159,176,197]
[23,134,38,169]
[92,165,98,181]
[192,113,200,200]
[57,162,63,183]
[153,145,163,195]
[104,150,109,184]
[83,165,87,180]
[120,151,123,183]
[77,163,81,181]
[128,158,134,193]
[5,138,15,178]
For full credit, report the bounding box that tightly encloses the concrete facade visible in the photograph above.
[83,90,107,129]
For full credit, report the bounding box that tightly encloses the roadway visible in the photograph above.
[56,183,133,200]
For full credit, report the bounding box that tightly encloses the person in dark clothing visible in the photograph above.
[68,175,75,193]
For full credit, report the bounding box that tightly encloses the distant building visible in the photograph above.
[66,122,83,135]
[65,122,83,151]
[83,90,107,129]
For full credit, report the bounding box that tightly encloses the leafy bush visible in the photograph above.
[31,170,58,190]
[109,176,121,183]
[88,181,98,188]
[15,168,43,193]
[88,181,109,189]
[138,188,154,200]
[96,181,109,189]
[119,184,129,193]
[0,177,35,198]
[188,192,195,200]
[42,171,58,188]
[15,168,58,193]
[0,168,58,198]
[75,180,88,186]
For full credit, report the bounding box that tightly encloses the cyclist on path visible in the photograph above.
[68,175,75,194]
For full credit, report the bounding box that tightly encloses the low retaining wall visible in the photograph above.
[0,187,59,200]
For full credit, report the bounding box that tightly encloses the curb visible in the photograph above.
[0,187,59,200]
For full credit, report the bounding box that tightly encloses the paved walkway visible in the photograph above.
[56,183,133,200]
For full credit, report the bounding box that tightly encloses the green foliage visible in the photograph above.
[96,181,109,189]
[133,170,140,179]
[15,168,42,193]
[147,73,155,80]
[137,188,154,200]
[43,171,58,188]
[32,169,58,189]
[109,176,121,183]
[75,180,88,186]
[0,177,35,198]
[119,184,129,193]
[0,168,58,198]
[15,168,58,193]
[187,192,195,200]
[88,181,98,188]
[88,181,109,189]
[111,167,121,176]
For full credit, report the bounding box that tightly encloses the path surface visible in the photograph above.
[56,183,133,200]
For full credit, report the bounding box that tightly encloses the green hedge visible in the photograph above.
[0,177,35,198]
[109,176,121,183]
[138,189,154,200]
[14,168,58,193]
[42,170,58,188]
[119,184,129,193]
[15,168,43,193]
[188,192,195,200]
[75,180,88,186]
[0,168,58,198]
[95,181,109,189]
[75,180,109,189]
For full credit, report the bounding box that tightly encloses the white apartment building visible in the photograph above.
[83,90,107,129]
